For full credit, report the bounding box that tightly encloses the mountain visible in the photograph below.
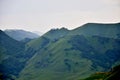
[0,30,24,55]
[0,30,25,79]
[43,27,69,40]
[4,29,40,41]
[17,23,120,80]
[26,27,69,50]
[0,30,37,80]
[70,23,120,39]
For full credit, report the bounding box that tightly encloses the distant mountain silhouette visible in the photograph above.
[4,29,40,41]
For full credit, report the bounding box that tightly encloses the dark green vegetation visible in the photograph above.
[4,29,40,41]
[0,30,37,80]
[0,30,24,79]
[0,23,120,80]
[81,64,120,80]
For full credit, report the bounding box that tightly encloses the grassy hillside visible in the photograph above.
[81,64,120,80]
[70,23,120,39]
[17,23,120,80]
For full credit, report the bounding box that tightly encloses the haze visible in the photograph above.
[0,0,120,33]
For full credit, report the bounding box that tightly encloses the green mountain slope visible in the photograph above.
[70,23,120,39]
[4,29,39,41]
[0,30,25,79]
[81,64,120,80]
[0,30,24,55]
[0,30,37,80]
[43,27,69,40]
[17,23,120,80]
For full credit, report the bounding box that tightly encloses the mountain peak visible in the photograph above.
[42,27,69,40]
[60,27,69,30]
[49,27,68,32]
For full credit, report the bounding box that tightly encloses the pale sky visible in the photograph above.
[0,0,120,33]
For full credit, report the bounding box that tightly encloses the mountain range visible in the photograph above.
[0,23,120,80]
[4,29,40,41]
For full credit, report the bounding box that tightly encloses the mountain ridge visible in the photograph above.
[70,22,120,39]
[4,29,40,41]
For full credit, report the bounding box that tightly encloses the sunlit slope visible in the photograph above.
[81,64,120,80]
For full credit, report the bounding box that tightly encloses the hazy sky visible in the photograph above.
[0,0,120,33]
